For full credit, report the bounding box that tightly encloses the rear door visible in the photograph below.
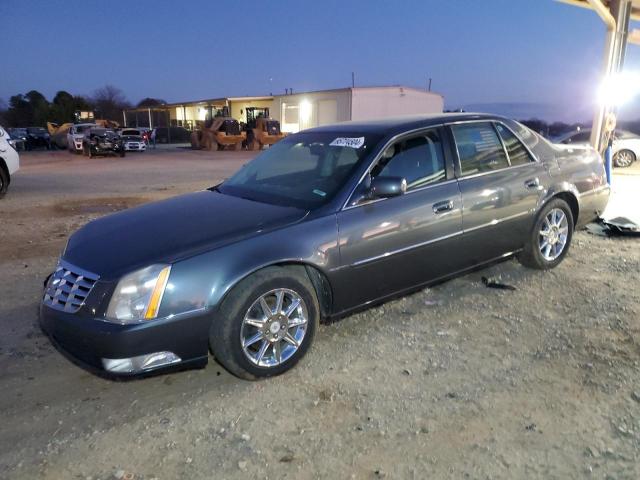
[449,121,548,263]
[332,127,464,311]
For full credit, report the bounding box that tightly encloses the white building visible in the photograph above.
[124,86,444,134]
[271,86,444,133]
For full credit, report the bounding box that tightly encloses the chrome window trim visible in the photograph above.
[446,119,540,165]
[341,124,449,211]
[341,118,541,211]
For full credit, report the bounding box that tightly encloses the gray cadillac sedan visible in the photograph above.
[40,114,610,380]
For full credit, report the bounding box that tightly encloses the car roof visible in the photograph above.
[304,113,507,136]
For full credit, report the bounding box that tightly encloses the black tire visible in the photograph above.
[518,198,574,270]
[613,149,636,168]
[0,167,8,198]
[210,266,319,380]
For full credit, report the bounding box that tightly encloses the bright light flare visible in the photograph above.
[598,71,640,107]
[299,100,312,122]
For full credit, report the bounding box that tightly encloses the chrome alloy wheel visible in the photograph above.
[614,150,635,168]
[539,208,569,261]
[240,288,308,367]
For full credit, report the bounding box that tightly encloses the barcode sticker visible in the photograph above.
[330,137,365,148]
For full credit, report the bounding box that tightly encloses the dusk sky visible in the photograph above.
[2,0,639,122]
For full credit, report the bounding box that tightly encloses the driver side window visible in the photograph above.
[373,129,446,190]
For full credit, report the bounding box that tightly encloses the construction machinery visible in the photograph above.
[47,122,73,149]
[191,117,246,151]
[246,116,286,151]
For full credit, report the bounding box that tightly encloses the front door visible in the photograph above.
[332,127,464,312]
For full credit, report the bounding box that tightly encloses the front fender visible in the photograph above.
[157,214,339,318]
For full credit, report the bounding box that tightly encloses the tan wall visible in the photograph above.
[350,87,443,120]
[271,90,351,133]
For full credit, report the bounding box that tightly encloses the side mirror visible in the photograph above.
[369,176,407,199]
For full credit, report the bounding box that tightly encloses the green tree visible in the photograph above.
[25,90,50,127]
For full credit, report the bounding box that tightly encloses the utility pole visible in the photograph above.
[427,77,432,92]
[352,72,355,88]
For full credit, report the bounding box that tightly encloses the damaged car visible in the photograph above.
[40,113,609,380]
[82,128,125,158]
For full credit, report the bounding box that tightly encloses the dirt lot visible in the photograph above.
[1,149,639,479]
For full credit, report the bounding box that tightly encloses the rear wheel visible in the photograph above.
[209,266,319,380]
[613,149,636,168]
[0,168,8,198]
[518,198,574,270]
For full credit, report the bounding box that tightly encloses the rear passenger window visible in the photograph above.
[451,123,509,176]
[374,129,446,190]
[495,123,534,166]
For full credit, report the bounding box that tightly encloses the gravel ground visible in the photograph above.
[1,150,639,480]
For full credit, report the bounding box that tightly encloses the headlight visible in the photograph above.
[106,264,171,324]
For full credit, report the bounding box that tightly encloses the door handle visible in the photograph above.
[432,200,454,214]
[525,178,540,189]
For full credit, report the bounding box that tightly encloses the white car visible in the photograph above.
[120,128,147,152]
[555,129,640,168]
[0,125,21,198]
[67,123,97,154]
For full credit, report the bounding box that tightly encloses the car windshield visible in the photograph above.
[122,130,140,136]
[219,131,382,209]
[27,127,46,134]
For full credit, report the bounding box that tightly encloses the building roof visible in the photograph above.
[272,85,443,99]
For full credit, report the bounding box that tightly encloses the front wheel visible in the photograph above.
[518,198,574,270]
[209,266,319,380]
[613,149,636,168]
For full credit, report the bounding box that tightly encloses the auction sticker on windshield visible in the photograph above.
[330,137,365,148]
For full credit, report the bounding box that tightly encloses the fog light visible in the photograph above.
[102,351,181,373]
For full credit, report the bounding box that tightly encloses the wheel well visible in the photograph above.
[553,192,579,227]
[0,158,9,185]
[271,262,333,319]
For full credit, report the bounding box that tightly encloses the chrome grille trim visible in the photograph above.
[43,260,100,313]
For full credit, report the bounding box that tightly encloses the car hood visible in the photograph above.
[63,190,308,280]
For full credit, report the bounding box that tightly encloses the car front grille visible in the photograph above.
[43,261,99,313]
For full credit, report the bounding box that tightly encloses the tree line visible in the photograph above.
[520,118,640,137]
[0,85,165,128]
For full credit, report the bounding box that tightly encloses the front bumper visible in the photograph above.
[39,303,211,377]
[124,143,146,151]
